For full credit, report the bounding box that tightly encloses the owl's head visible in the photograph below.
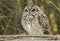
[22,4,42,20]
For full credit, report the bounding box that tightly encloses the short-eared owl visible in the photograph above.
[21,4,52,36]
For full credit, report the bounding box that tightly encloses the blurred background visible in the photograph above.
[0,0,60,35]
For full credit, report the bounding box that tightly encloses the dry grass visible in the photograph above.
[0,0,60,40]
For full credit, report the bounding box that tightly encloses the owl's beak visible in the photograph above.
[29,11,31,15]
[29,13,32,16]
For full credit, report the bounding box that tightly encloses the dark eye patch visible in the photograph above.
[32,9,35,11]
[25,9,28,12]
[32,9,39,12]
[36,9,39,12]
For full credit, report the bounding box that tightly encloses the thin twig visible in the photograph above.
[50,1,60,11]
[0,1,12,12]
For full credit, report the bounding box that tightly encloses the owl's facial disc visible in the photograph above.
[23,5,40,20]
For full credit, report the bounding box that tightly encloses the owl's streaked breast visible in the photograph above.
[22,19,44,36]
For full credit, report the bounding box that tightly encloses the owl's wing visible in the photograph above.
[38,12,52,34]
